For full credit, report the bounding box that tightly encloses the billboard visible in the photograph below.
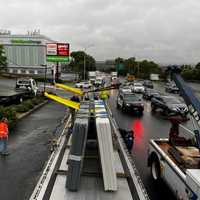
[57,43,69,56]
[47,43,57,56]
[46,43,70,62]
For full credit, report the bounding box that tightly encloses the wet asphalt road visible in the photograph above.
[0,77,199,200]
[0,102,67,200]
[109,89,176,199]
[108,81,200,200]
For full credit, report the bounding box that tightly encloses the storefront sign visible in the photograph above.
[11,39,41,44]
[47,43,57,56]
[46,43,70,63]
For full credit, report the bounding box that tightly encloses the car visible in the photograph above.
[119,85,132,93]
[75,81,92,89]
[116,92,144,114]
[143,89,160,100]
[165,83,179,93]
[131,82,145,93]
[151,95,188,116]
[143,80,153,89]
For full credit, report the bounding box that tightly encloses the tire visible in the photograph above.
[151,159,161,182]
[163,108,170,116]
[116,102,120,109]
[19,96,23,103]
[151,104,157,112]
[139,110,143,116]
[121,104,126,112]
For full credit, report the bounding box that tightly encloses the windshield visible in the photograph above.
[124,95,141,101]
[163,97,180,104]
[134,83,142,86]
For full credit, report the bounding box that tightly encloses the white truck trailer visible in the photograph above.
[88,71,96,83]
[150,73,159,81]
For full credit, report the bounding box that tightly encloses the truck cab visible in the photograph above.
[16,78,38,96]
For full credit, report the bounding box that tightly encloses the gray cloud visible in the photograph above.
[0,0,200,63]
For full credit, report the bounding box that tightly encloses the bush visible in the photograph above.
[15,104,29,113]
[0,106,17,130]
[0,95,46,131]
[23,100,34,109]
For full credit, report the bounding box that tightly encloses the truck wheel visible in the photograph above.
[116,102,120,109]
[163,109,170,116]
[151,159,161,182]
[19,97,23,103]
[151,104,156,112]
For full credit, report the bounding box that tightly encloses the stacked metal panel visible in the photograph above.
[66,102,90,191]
[95,100,118,191]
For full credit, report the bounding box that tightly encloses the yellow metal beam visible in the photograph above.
[55,83,84,96]
[44,92,80,110]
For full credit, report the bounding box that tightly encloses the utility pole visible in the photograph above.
[84,52,86,80]
[83,44,94,81]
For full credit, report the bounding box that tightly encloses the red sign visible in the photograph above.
[57,43,70,56]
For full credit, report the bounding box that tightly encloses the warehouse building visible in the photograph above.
[0,32,56,77]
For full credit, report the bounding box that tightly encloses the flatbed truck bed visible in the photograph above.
[148,138,200,199]
[29,102,150,200]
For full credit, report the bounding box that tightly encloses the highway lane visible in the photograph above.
[109,89,179,200]
[109,79,200,199]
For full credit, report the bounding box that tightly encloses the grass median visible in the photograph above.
[0,94,46,132]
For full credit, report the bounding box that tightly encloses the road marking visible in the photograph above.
[145,102,151,113]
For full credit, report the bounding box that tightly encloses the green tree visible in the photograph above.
[70,51,96,79]
[0,45,7,70]
[195,62,200,70]
[124,57,136,74]
[139,60,160,79]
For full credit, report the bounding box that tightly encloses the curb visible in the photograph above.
[17,100,49,120]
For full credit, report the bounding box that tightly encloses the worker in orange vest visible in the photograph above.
[0,117,9,156]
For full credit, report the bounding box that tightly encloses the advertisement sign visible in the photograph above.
[57,43,69,56]
[11,39,41,44]
[47,56,69,62]
[47,43,57,56]
[46,43,70,63]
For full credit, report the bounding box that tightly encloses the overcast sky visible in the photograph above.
[1,0,200,64]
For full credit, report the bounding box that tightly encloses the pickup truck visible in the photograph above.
[148,137,200,200]
[0,78,38,106]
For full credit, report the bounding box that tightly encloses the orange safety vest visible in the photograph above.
[0,122,8,139]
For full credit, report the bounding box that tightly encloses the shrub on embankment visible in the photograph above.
[0,95,46,132]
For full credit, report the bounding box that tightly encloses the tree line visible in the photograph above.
[181,63,200,81]
[114,57,161,79]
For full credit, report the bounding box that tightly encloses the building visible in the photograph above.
[0,32,56,77]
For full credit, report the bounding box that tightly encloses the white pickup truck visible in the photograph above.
[148,137,200,200]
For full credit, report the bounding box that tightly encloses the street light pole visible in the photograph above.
[83,44,94,81]
[41,64,47,93]
[84,50,86,80]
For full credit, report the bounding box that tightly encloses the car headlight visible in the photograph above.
[126,103,130,106]
[172,108,177,111]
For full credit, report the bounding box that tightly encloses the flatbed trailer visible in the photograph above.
[29,101,149,200]
[0,88,33,105]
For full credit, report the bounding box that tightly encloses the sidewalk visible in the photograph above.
[0,101,67,200]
